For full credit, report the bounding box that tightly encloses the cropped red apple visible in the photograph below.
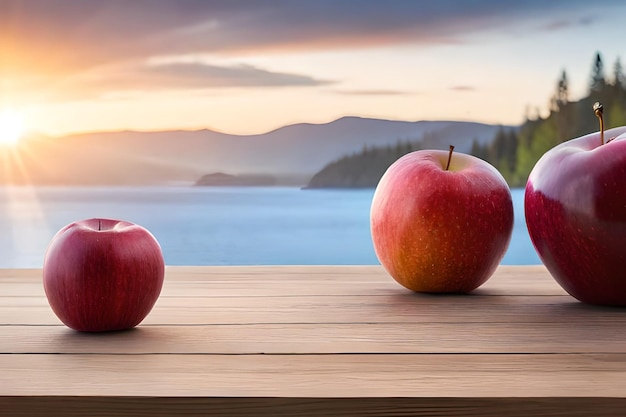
[43,218,165,332]
[370,147,514,293]
[525,104,626,306]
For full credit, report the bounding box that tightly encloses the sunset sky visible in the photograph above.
[3,0,626,137]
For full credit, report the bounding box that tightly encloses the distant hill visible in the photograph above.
[305,142,419,189]
[304,127,508,189]
[4,117,506,186]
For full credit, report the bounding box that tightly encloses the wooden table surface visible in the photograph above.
[2,265,626,416]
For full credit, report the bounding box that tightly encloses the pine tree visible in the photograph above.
[557,70,569,109]
[553,70,572,142]
[590,52,606,93]
[470,138,488,161]
[613,57,625,90]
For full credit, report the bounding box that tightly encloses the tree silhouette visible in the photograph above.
[613,58,625,89]
[557,70,569,109]
[590,52,606,93]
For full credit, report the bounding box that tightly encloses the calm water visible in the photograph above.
[0,186,539,268]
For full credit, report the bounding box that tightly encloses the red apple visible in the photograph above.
[370,147,514,293]
[43,218,165,331]
[525,106,626,305]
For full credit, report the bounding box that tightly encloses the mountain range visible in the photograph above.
[4,117,508,186]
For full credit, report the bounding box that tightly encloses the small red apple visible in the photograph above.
[370,146,514,293]
[43,218,165,332]
[525,103,626,305]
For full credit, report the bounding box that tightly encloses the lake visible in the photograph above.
[0,186,540,268]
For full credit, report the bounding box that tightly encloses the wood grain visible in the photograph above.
[0,265,566,297]
[3,397,625,417]
[4,354,626,397]
[2,265,625,416]
[3,320,626,354]
[2,294,603,325]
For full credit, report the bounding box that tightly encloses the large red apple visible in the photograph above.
[370,147,514,293]
[43,218,165,332]
[525,109,626,305]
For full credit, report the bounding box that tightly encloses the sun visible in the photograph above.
[0,109,26,146]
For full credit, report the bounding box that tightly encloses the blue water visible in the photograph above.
[0,186,539,268]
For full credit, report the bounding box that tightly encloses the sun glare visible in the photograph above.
[0,109,26,146]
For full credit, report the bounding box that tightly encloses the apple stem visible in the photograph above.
[445,145,454,171]
[98,219,101,231]
[594,101,604,145]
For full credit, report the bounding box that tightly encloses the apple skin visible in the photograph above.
[43,218,165,332]
[525,126,626,306]
[370,150,514,293]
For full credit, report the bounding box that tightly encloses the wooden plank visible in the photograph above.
[3,397,626,417]
[0,265,393,281]
[4,265,624,417]
[0,294,591,325]
[2,280,567,297]
[3,294,622,326]
[0,265,566,297]
[3,321,625,354]
[2,354,626,397]
[0,264,551,282]
[0,268,41,278]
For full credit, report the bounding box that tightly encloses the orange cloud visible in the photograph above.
[0,0,601,103]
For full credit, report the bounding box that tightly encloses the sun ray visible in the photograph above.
[0,138,52,267]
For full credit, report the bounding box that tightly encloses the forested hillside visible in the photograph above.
[306,52,626,189]
[474,52,626,186]
[306,126,509,188]
[306,140,424,188]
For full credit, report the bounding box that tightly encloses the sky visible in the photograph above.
[2,0,626,137]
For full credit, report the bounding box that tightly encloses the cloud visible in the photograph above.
[1,0,620,99]
[449,86,475,92]
[47,61,332,100]
[540,15,597,31]
[145,62,330,87]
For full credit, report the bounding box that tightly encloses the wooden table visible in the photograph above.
[2,265,626,416]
